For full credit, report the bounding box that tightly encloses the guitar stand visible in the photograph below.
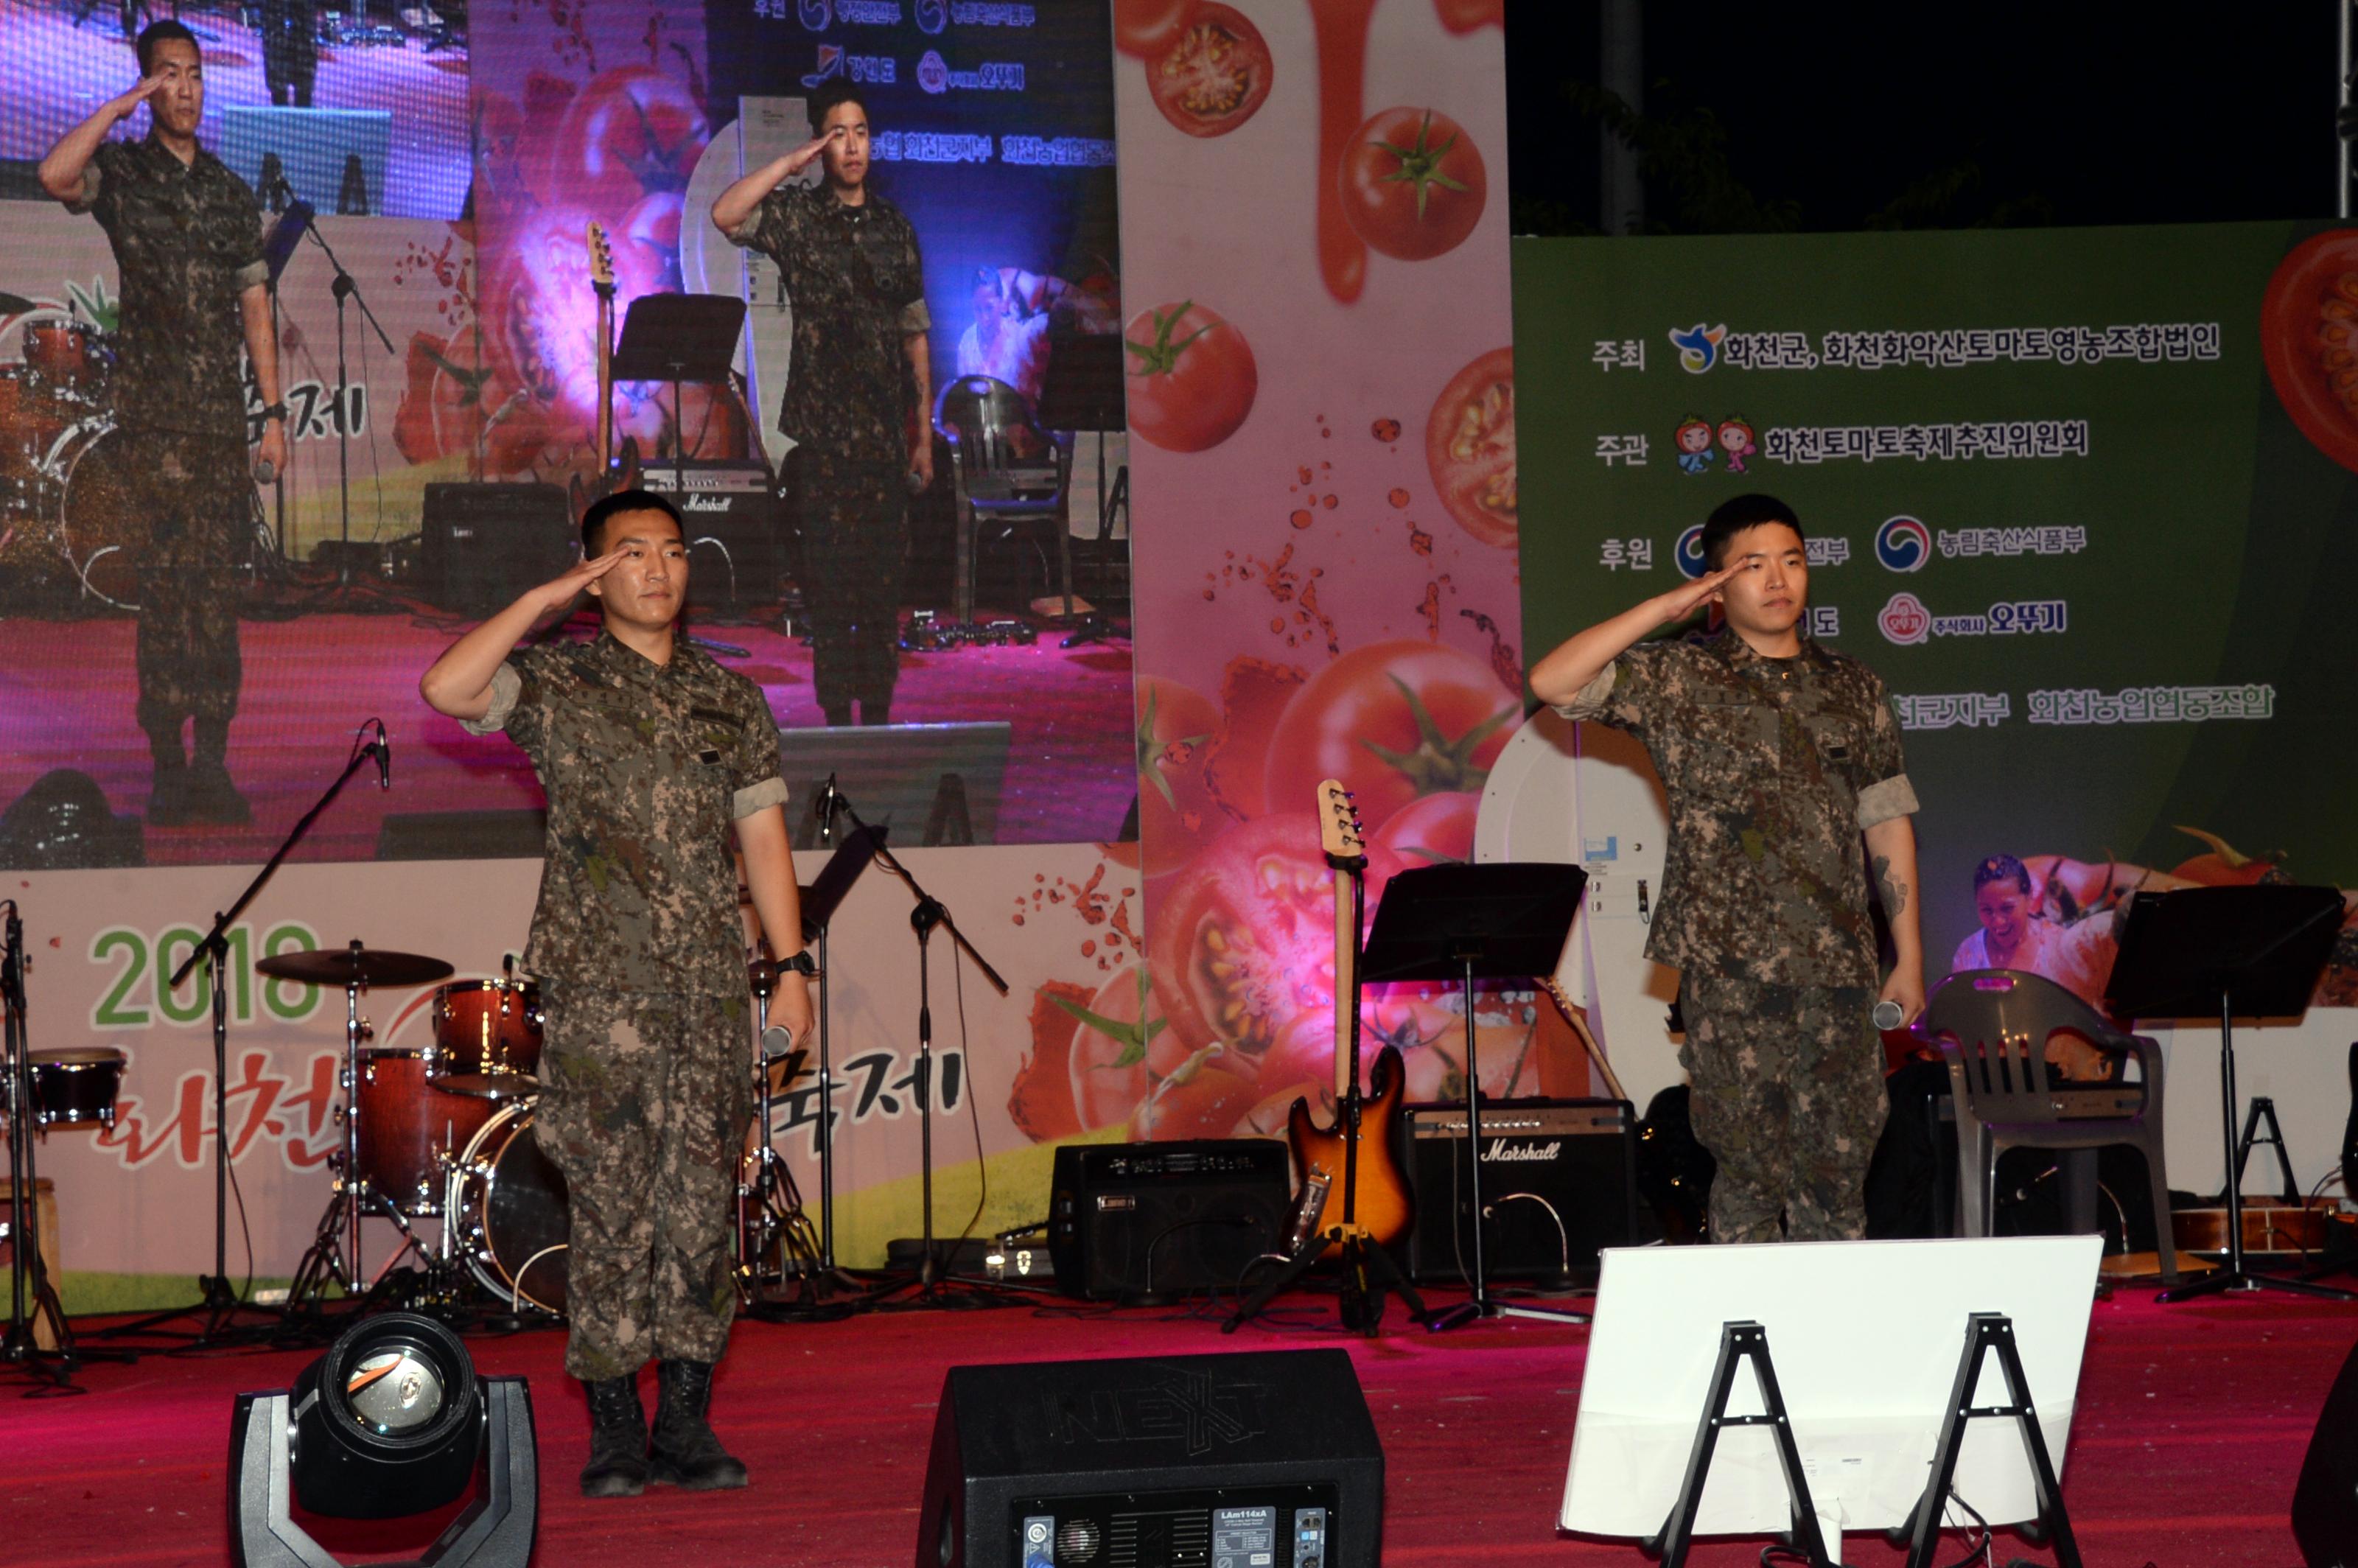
[1222,1225,1427,1337]
[1646,1321,1834,1568]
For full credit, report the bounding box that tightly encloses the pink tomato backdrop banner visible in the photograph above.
[1043,0,1583,1155]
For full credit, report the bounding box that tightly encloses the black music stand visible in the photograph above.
[1360,862,1590,1330]
[1032,332,1127,644]
[2105,885,2348,1303]
[611,293,748,493]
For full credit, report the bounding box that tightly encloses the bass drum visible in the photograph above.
[447,1103,570,1315]
[55,422,142,609]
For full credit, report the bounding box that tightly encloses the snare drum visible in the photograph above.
[27,1047,127,1130]
[351,1048,495,1215]
[447,1103,569,1315]
[430,979,545,1099]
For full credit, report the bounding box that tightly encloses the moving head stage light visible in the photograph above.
[228,1312,537,1568]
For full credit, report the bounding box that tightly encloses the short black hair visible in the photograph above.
[581,488,682,556]
[136,19,199,75]
[806,81,869,134]
[1973,854,2033,895]
[1699,492,1803,570]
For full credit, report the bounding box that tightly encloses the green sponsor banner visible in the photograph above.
[1514,223,2357,978]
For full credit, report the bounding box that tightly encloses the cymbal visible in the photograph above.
[254,946,455,988]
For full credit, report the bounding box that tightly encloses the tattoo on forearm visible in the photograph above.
[1872,853,1909,917]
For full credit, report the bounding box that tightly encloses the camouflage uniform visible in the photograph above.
[729,183,928,718]
[1555,626,1917,1243]
[68,136,265,785]
[466,632,786,1379]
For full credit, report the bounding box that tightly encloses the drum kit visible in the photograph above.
[0,298,137,611]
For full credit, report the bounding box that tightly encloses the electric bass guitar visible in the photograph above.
[567,220,641,522]
[1283,778,1413,1258]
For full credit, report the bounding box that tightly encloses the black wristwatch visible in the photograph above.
[774,951,817,976]
[259,401,287,423]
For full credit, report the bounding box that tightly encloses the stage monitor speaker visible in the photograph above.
[420,483,575,617]
[2295,1332,2358,1566]
[1047,1140,1290,1302]
[1403,1098,1638,1284]
[915,1348,1382,1568]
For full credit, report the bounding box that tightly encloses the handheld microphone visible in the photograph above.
[372,721,391,789]
[253,458,277,485]
[1872,998,1906,1031]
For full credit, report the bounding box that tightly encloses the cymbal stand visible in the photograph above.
[284,966,376,1320]
[737,965,825,1310]
[2,900,93,1385]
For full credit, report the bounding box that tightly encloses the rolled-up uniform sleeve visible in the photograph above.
[727,680,788,820]
[1549,645,1659,738]
[64,159,102,214]
[458,661,525,735]
[1855,689,1919,827]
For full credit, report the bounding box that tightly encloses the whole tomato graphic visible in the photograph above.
[1135,677,1222,878]
[1338,108,1487,262]
[1145,2,1273,139]
[1262,640,1518,836]
[549,66,711,216]
[1114,0,1200,57]
[2261,229,2358,475]
[1124,299,1257,452]
[1365,788,1480,913]
[1426,346,1516,547]
[1147,813,1338,1066]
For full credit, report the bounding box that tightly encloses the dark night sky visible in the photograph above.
[1506,1,2342,232]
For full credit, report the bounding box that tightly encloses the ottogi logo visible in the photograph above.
[1668,322,1727,374]
[1481,1138,1563,1163]
[1875,515,1931,573]
[1675,524,1708,578]
[917,48,949,93]
[1878,592,1931,645]
[1046,1369,1270,1457]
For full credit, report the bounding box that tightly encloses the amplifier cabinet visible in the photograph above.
[419,482,573,617]
[1402,1099,1639,1284]
[1047,1139,1291,1301]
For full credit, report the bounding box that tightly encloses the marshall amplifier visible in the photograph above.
[419,482,573,616]
[1048,1140,1290,1302]
[640,462,778,608]
[1402,1099,1639,1284]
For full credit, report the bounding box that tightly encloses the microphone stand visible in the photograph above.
[95,725,391,1349]
[298,220,395,591]
[827,786,1009,1302]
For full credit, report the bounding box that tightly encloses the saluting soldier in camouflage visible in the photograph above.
[713,79,933,727]
[40,21,288,827]
[421,489,814,1499]
[1532,493,1925,1245]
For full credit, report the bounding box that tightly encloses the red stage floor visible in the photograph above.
[0,609,1135,862]
[6,1283,2350,1567]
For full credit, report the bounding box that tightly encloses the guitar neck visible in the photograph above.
[1332,863,1359,1101]
[595,291,615,472]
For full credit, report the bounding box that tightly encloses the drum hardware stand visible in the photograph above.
[96,726,400,1348]
[2,900,113,1383]
[736,979,837,1321]
[825,791,1010,1304]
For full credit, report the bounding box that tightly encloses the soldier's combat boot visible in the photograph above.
[647,1359,749,1491]
[579,1375,650,1498]
[185,718,251,826]
[145,726,192,827]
